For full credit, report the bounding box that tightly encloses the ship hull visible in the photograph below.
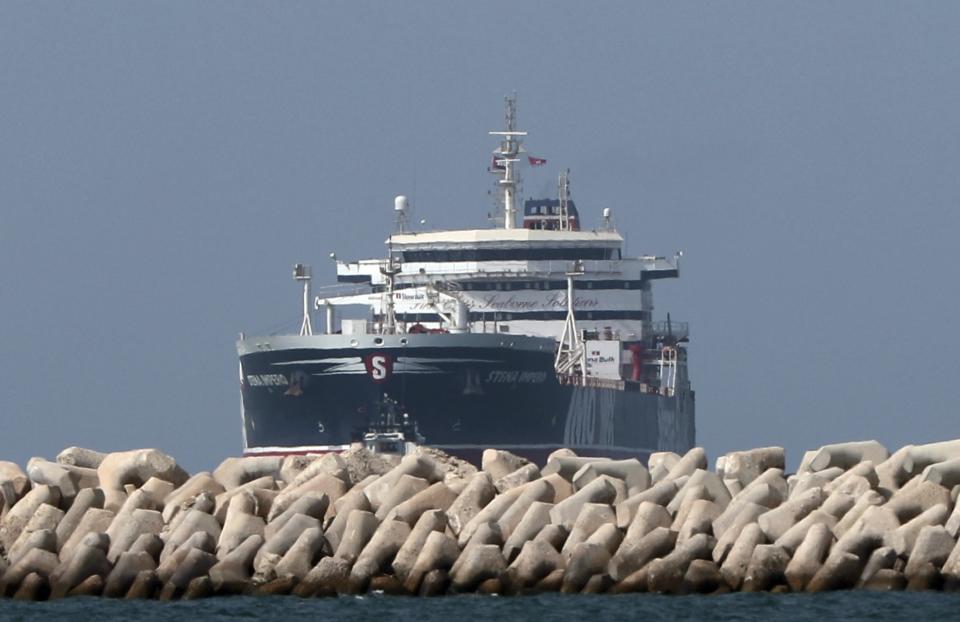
[238,333,694,464]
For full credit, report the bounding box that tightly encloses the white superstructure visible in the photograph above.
[312,95,688,387]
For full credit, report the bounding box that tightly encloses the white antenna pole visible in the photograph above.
[489,94,527,230]
[558,169,571,231]
[293,264,313,336]
[554,260,586,377]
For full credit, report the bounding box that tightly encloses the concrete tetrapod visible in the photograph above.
[50,537,112,598]
[97,449,188,512]
[162,472,226,524]
[459,479,551,546]
[624,501,672,543]
[445,471,495,537]
[571,459,650,496]
[502,502,553,562]
[561,503,616,556]
[2,549,60,596]
[55,488,104,551]
[363,455,445,512]
[212,476,277,524]
[712,502,767,564]
[392,510,447,584]
[263,492,328,541]
[608,526,677,582]
[720,522,765,590]
[26,458,89,504]
[784,522,834,591]
[856,546,898,587]
[920,458,960,489]
[502,538,565,593]
[888,503,949,556]
[349,520,412,590]
[59,508,115,563]
[663,448,708,482]
[541,456,606,482]
[904,525,955,579]
[645,532,713,594]
[208,534,264,595]
[269,473,347,522]
[806,551,863,592]
[253,513,322,577]
[561,542,611,593]
[495,464,541,493]
[0,485,61,552]
[212,456,282,490]
[385,481,457,526]
[481,449,531,482]
[757,487,825,541]
[8,530,57,568]
[325,487,372,553]
[7,504,64,565]
[107,508,164,564]
[648,452,681,483]
[56,447,107,469]
[741,544,790,592]
[103,551,156,598]
[450,544,506,593]
[801,441,890,473]
[334,510,380,566]
[217,492,267,559]
[402,530,460,594]
[721,447,785,488]
[549,477,617,531]
[615,478,685,528]
[156,532,216,584]
[273,527,328,581]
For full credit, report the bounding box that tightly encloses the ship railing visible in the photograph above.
[557,374,676,396]
[557,375,625,391]
[397,259,625,280]
[647,320,690,340]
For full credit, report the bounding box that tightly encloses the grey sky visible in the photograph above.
[2,2,958,473]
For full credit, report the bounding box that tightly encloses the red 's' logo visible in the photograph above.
[363,354,393,383]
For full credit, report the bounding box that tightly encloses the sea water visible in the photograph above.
[0,592,957,622]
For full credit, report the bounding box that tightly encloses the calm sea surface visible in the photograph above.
[0,592,957,621]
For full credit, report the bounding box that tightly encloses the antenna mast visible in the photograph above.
[380,233,402,335]
[554,260,586,377]
[558,169,572,231]
[489,94,527,230]
[293,264,313,336]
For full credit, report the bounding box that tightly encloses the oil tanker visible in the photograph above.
[237,97,695,464]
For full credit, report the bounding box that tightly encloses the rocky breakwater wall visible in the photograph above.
[5,440,960,599]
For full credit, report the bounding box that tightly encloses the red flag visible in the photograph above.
[527,156,547,166]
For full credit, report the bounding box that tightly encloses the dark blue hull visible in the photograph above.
[238,333,694,464]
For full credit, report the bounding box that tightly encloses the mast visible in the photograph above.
[380,238,402,335]
[554,260,586,377]
[558,168,572,231]
[489,94,526,229]
[293,263,313,336]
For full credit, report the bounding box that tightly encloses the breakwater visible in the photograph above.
[2,441,960,600]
